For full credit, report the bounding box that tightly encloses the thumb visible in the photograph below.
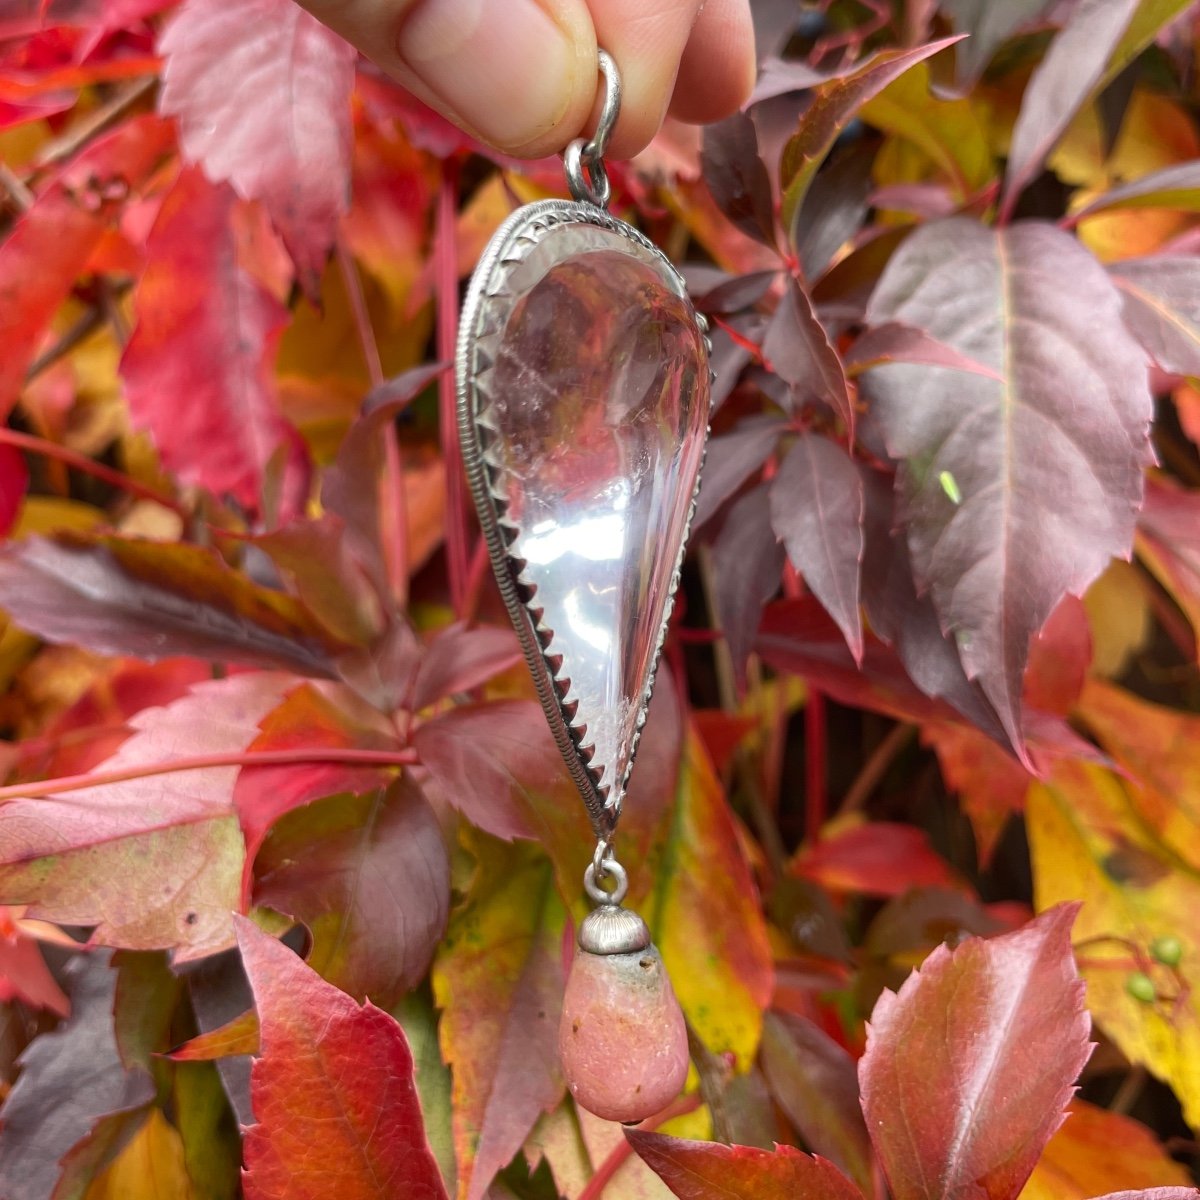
[298,0,598,157]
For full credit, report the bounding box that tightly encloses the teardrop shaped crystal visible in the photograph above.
[459,202,710,830]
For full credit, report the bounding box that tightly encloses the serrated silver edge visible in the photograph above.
[456,198,711,839]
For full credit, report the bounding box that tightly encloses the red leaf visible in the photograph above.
[1094,1192,1200,1200]
[120,167,292,509]
[769,434,864,661]
[1002,0,1139,214]
[236,917,449,1200]
[862,218,1152,753]
[158,0,355,294]
[0,115,173,419]
[859,904,1092,1200]
[0,916,69,1016]
[234,681,398,866]
[254,777,449,1007]
[845,321,1003,380]
[0,444,27,535]
[0,673,291,959]
[793,822,961,898]
[1024,594,1091,716]
[627,1130,865,1200]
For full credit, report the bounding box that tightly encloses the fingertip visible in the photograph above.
[668,0,756,125]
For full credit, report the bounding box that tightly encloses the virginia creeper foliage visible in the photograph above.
[1,1,1200,1197]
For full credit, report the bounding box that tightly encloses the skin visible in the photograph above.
[293,0,756,159]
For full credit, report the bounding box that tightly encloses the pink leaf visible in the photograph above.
[0,674,291,960]
[158,0,356,294]
[237,917,449,1200]
[121,168,292,509]
[860,903,1092,1200]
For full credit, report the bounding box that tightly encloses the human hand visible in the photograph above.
[294,0,755,160]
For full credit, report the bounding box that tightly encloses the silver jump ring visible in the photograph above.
[584,840,628,905]
[563,50,620,209]
[564,139,611,208]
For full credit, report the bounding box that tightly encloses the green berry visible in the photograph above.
[1126,971,1157,1004]
[1150,935,1184,967]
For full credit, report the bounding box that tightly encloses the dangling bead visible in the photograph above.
[559,903,689,1123]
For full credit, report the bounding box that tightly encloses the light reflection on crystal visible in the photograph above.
[482,223,708,802]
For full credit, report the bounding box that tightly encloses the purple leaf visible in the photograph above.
[860,469,1012,750]
[692,416,786,529]
[846,321,1003,381]
[322,363,448,599]
[793,141,876,278]
[769,434,864,661]
[254,776,449,1008]
[1072,160,1200,220]
[762,277,854,431]
[413,700,573,843]
[0,534,345,677]
[761,1012,872,1192]
[862,218,1152,754]
[710,482,784,691]
[1109,256,1200,376]
[942,0,1057,89]
[1002,0,1139,216]
[0,955,155,1200]
[407,621,522,711]
[701,111,777,249]
[860,904,1091,1200]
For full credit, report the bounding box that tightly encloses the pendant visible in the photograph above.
[456,52,710,1123]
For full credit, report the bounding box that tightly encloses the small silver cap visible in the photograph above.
[578,904,651,955]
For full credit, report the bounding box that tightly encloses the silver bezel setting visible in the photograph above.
[455,199,711,838]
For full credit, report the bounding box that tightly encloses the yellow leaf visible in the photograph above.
[1028,760,1200,1128]
[859,62,994,197]
[637,730,774,1066]
[1021,1098,1190,1200]
[1083,560,1151,678]
[84,1110,194,1200]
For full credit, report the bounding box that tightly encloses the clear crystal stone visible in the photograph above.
[471,215,709,811]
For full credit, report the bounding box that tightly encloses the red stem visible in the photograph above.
[0,428,187,519]
[805,690,827,846]
[336,240,409,609]
[575,1093,703,1200]
[436,161,469,615]
[0,747,419,803]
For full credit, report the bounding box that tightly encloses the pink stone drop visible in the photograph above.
[559,943,689,1123]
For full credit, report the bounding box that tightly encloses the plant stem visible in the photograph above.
[0,747,419,803]
[337,240,409,609]
[25,281,132,382]
[436,161,469,615]
[34,76,157,172]
[805,689,827,845]
[841,723,914,814]
[575,1092,703,1200]
[0,427,187,518]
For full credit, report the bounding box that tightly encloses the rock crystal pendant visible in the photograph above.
[456,53,710,1125]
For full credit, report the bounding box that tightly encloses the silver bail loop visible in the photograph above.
[583,838,629,906]
[564,50,621,209]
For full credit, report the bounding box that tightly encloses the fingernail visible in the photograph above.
[398,0,575,152]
